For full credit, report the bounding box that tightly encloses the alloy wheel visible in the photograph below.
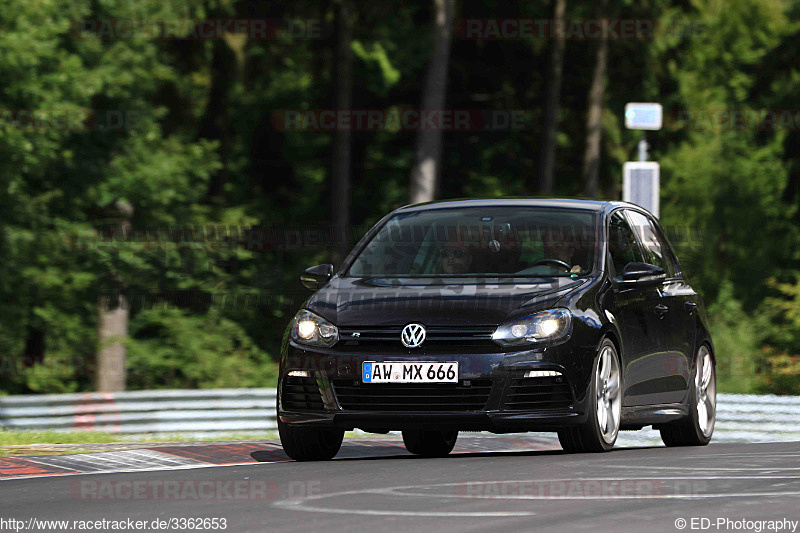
[596,344,621,444]
[695,345,716,438]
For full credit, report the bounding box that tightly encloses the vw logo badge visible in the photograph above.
[401,323,426,348]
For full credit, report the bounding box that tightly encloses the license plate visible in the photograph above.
[362,361,459,383]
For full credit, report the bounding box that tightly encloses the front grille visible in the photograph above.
[336,326,497,353]
[503,375,572,410]
[281,376,324,411]
[332,379,493,411]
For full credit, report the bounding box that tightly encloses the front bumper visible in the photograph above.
[278,340,596,433]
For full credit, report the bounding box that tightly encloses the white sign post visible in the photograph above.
[623,162,660,218]
[623,102,662,217]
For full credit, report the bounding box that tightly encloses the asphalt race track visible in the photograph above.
[1,439,798,532]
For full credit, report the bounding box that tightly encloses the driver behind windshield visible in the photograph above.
[439,236,474,275]
[539,229,583,274]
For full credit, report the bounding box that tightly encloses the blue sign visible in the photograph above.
[625,103,662,130]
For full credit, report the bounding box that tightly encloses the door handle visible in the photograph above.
[684,301,697,314]
[654,304,669,317]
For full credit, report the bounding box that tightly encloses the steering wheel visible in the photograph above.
[529,258,571,272]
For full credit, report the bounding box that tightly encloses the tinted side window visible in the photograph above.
[608,212,644,279]
[626,211,675,277]
[657,223,682,276]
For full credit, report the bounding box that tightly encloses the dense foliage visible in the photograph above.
[0,0,798,394]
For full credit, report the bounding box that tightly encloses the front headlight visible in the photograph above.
[291,309,339,347]
[492,309,572,346]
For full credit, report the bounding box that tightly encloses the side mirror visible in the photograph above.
[300,264,333,290]
[619,262,666,288]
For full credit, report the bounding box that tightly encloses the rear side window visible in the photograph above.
[608,211,644,279]
[626,210,676,277]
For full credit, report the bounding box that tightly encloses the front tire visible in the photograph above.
[402,430,458,457]
[278,419,344,461]
[558,339,621,453]
[660,345,715,447]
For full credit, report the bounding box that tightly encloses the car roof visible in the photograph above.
[396,197,640,216]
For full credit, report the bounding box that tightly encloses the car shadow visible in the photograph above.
[249,445,661,463]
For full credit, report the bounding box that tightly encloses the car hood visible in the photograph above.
[304,276,591,327]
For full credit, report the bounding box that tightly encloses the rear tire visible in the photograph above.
[558,339,621,453]
[660,345,715,447]
[278,419,344,461]
[402,430,458,457]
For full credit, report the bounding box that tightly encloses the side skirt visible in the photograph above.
[620,402,689,430]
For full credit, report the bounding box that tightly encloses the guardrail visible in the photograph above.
[0,389,278,434]
[0,390,798,442]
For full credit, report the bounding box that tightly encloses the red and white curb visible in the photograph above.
[0,443,287,481]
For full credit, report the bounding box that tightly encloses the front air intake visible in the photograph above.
[281,376,325,411]
[331,379,493,411]
[503,374,572,410]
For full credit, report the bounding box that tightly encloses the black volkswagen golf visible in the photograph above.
[277,199,716,460]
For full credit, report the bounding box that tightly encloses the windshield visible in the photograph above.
[346,207,597,278]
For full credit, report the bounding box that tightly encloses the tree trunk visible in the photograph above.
[96,200,132,392]
[538,0,567,195]
[201,33,241,205]
[96,293,129,392]
[582,0,609,198]
[782,132,800,224]
[22,324,45,366]
[331,0,354,266]
[409,0,456,204]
